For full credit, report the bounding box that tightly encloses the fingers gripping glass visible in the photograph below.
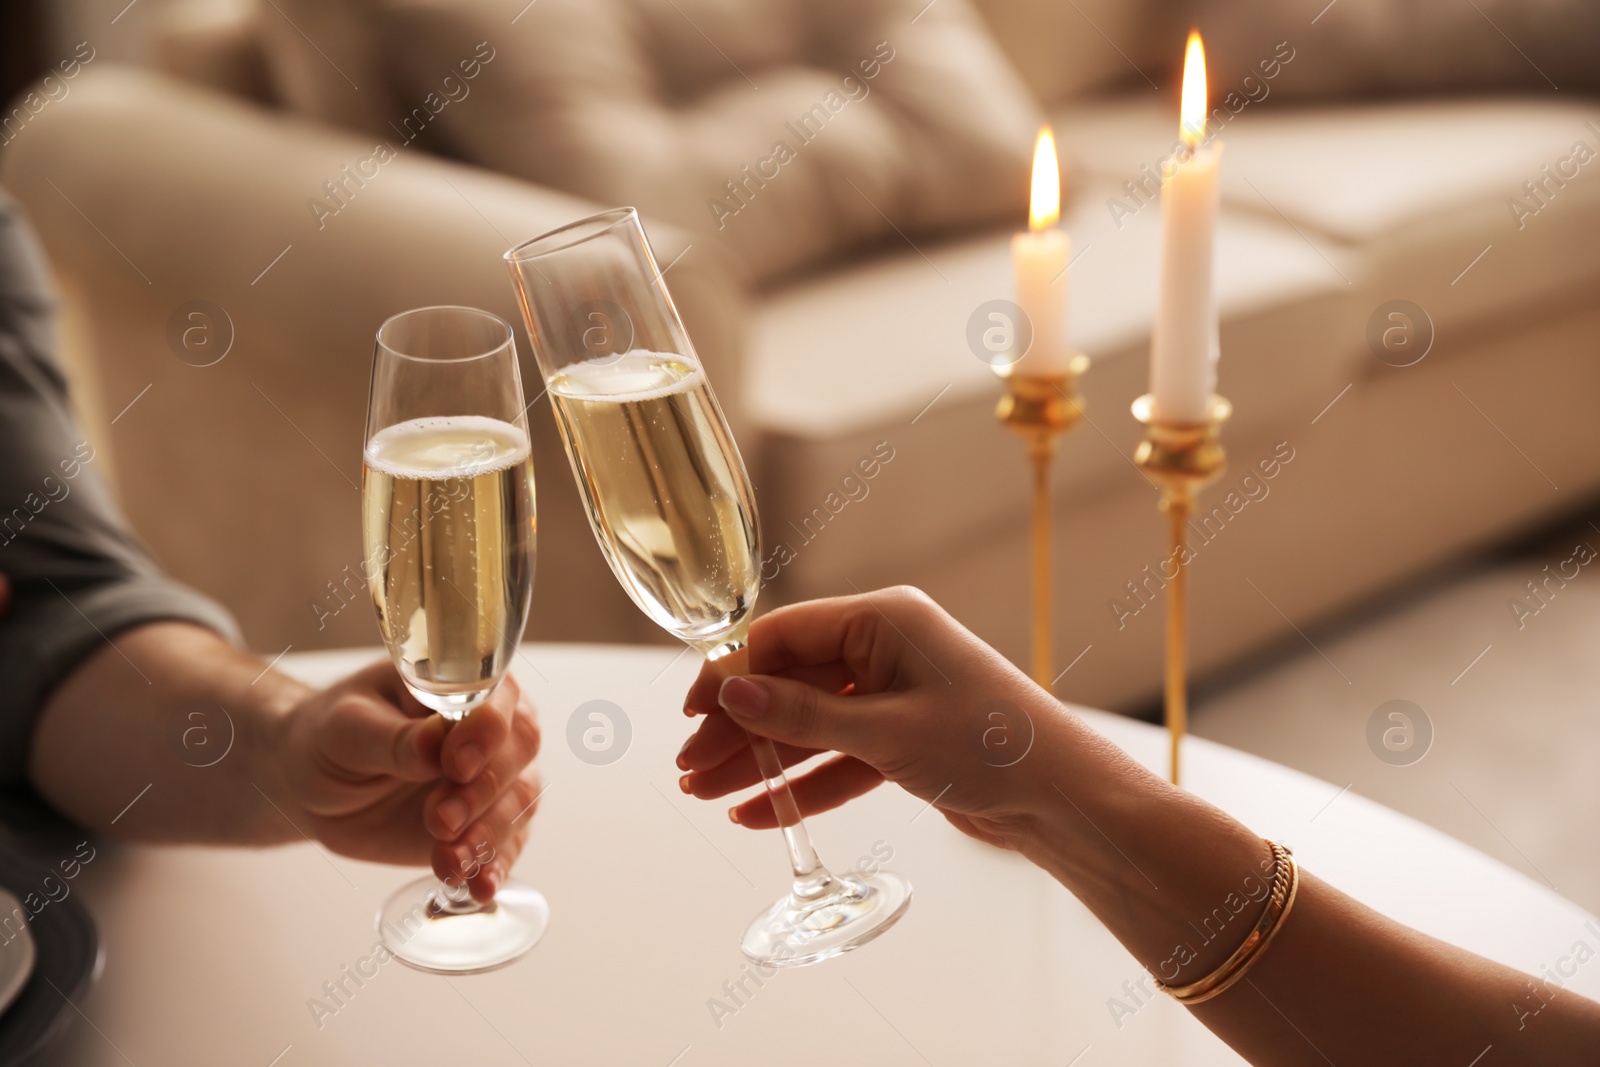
[506,210,910,966]
[362,306,549,973]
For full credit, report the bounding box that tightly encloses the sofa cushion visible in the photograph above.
[152,0,278,106]
[967,0,1166,106]
[258,0,1041,284]
[1055,96,1600,342]
[257,0,396,133]
[1193,0,1600,99]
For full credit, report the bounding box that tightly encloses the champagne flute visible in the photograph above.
[506,210,911,966]
[362,305,549,973]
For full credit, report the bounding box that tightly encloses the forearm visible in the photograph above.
[1016,710,1269,978]
[1019,706,1600,1065]
[29,622,306,844]
[1207,873,1600,1065]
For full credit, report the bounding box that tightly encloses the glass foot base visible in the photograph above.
[377,875,549,975]
[741,871,912,968]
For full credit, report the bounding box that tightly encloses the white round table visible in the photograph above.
[48,644,1600,1066]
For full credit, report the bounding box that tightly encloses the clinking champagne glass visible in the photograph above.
[506,209,911,966]
[362,305,549,973]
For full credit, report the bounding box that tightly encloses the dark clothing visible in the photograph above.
[0,187,237,790]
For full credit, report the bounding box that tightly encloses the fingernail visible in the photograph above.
[728,807,741,824]
[678,773,692,794]
[438,798,468,835]
[719,676,768,719]
[456,744,485,780]
[676,736,694,770]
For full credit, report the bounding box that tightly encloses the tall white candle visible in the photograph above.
[1009,127,1072,378]
[1150,31,1223,423]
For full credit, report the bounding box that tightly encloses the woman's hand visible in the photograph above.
[274,661,543,903]
[678,587,1065,851]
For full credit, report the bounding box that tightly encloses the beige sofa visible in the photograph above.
[6,2,1599,710]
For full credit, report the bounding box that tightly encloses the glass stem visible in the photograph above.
[425,877,483,918]
[428,708,488,914]
[708,642,842,903]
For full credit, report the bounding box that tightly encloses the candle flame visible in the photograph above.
[1180,30,1207,148]
[1028,126,1060,231]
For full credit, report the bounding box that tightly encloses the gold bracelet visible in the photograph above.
[1155,840,1300,1005]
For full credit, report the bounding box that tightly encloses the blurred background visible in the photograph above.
[4,0,1598,911]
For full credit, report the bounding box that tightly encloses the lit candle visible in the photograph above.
[1009,127,1072,378]
[1150,31,1223,423]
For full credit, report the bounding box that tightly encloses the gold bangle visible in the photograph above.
[1155,840,1300,1005]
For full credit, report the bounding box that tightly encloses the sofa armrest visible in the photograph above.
[1,65,750,652]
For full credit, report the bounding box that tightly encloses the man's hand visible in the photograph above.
[30,622,543,904]
[275,661,543,903]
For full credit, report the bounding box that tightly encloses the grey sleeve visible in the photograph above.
[0,187,240,790]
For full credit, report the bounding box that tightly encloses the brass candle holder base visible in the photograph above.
[996,354,1089,688]
[1132,393,1231,786]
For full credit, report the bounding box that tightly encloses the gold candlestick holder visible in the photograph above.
[1131,393,1231,785]
[996,354,1089,688]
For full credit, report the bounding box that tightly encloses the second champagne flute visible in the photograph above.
[506,208,910,966]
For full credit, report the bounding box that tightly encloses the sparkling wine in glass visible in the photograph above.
[362,305,549,973]
[506,210,911,966]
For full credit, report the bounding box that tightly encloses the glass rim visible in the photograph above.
[375,305,514,365]
[504,207,639,265]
